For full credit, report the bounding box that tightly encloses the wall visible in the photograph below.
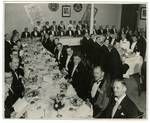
[137,4,146,31]
[5,3,122,33]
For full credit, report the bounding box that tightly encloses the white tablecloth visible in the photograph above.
[12,39,92,119]
[60,37,82,46]
[123,55,143,78]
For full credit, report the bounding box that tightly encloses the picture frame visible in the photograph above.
[140,7,146,20]
[62,5,71,17]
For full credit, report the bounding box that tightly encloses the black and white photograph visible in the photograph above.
[3,1,147,120]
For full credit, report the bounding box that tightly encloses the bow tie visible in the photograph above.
[94,79,103,84]
[115,97,119,102]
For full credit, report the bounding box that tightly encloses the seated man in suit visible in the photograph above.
[35,21,42,32]
[110,25,117,34]
[43,34,55,54]
[107,45,123,81]
[31,27,41,39]
[101,79,142,118]
[53,38,60,53]
[103,25,110,35]
[49,26,57,36]
[51,21,58,34]
[80,32,90,57]
[5,72,13,100]
[72,20,77,32]
[76,21,82,31]
[110,33,118,46]
[67,20,73,31]
[130,35,142,54]
[54,43,65,64]
[61,46,74,71]
[90,66,109,118]
[45,21,50,33]
[66,27,74,37]
[75,25,82,37]
[67,54,89,100]
[58,21,66,36]
[119,33,130,52]
[21,27,30,40]
[40,26,48,38]
[82,21,90,35]
[5,58,25,118]
[97,25,104,35]
[5,33,13,72]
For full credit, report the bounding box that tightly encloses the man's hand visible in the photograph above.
[86,98,92,108]
[68,78,72,83]
[97,88,103,94]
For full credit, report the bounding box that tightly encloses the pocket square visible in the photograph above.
[121,112,125,116]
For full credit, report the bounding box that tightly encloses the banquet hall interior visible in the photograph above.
[4,3,147,119]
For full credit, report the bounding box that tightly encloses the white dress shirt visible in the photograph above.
[67,24,73,30]
[25,32,28,37]
[57,51,61,60]
[120,39,130,51]
[34,31,37,36]
[61,31,63,36]
[52,31,54,35]
[111,38,115,45]
[71,64,78,77]
[69,30,72,36]
[130,42,137,52]
[78,30,81,35]
[7,40,11,45]
[112,94,126,118]
[65,55,72,70]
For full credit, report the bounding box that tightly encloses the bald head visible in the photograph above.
[93,66,104,81]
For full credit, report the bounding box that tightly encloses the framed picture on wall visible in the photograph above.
[140,7,146,20]
[62,5,71,17]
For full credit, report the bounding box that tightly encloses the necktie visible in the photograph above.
[112,98,119,118]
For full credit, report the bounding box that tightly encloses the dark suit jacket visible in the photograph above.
[90,78,109,117]
[51,25,58,32]
[21,31,30,38]
[5,41,13,72]
[108,47,123,80]
[80,37,89,56]
[86,38,96,63]
[11,68,25,96]
[60,54,74,70]
[31,31,41,38]
[110,28,117,34]
[49,30,57,36]
[96,29,104,35]
[82,29,90,35]
[66,30,75,36]
[68,62,89,99]
[45,26,51,33]
[103,28,110,34]
[5,68,25,116]
[101,96,141,118]
[137,36,146,59]
[74,30,83,37]
[58,25,65,32]
[57,31,65,36]
[42,38,56,54]
[54,48,66,64]
[40,30,48,36]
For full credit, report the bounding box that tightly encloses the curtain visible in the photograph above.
[121,4,139,31]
